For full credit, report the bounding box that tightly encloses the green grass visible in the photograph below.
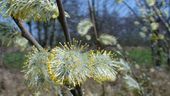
[127,48,152,65]
[3,51,26,69]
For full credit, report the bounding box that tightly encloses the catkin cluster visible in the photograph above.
[24,41,131,89]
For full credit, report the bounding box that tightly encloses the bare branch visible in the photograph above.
[56,0,71,42]
[12,17,43,51]
[88,0,98,39]
[123,1,139,18]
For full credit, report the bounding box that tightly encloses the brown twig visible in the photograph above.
[88,0,98,40]
[56,0,71,42]
[12,17,43,51]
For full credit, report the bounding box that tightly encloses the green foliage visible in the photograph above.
[0,0,59,21]
[151,33,165,41]
[128,48,152,65]
[0,23,18,46]
[3,51,26,69]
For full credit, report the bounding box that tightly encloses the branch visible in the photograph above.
[56,0,71,42]
[152,6,170,35]
[88,0,98,39]
[12,17,43,51]
[123,1,139,18]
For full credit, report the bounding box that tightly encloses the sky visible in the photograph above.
[0,0,138,35]
[76,0,137,17]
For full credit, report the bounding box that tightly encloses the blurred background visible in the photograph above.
[0,0,170,96]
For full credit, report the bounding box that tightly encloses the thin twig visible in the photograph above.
[88,0,98,40]
[123,1,140,20]
[12,17,43,51]
[56,0,71,42]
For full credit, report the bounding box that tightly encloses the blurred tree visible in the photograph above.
[129,0,170,66]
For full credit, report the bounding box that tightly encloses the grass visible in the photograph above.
[3,51,26,69]
[127,47,152,65]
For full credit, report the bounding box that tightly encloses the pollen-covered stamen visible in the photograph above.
[59,39,89,52]
[47,44,90,86]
